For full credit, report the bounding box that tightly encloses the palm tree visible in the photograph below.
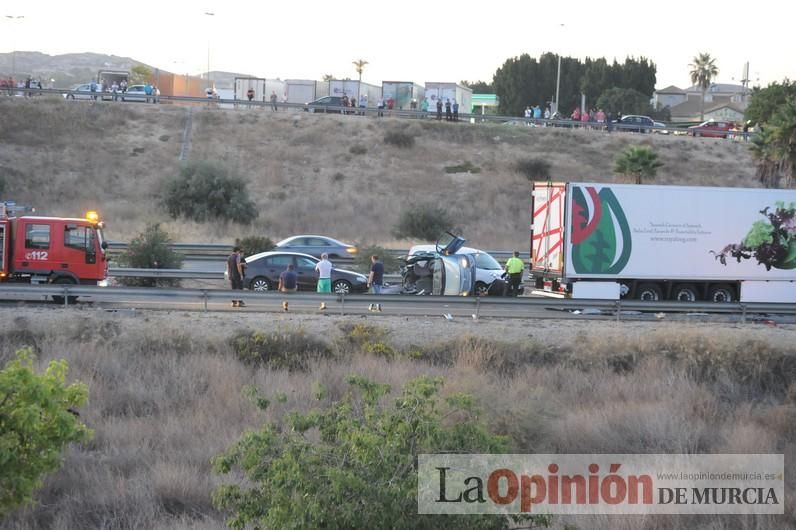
[689,52,719,122]
[614,146,663,184]
[352,59,368,83]
[751,99,796,188]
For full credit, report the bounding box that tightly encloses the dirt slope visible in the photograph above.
[0,98,759,249]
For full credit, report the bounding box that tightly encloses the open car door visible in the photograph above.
[436,232,466,256]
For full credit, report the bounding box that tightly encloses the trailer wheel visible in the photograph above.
[51,277,78,305]
[708,284,735,303]
[636,283,663,301]
[672,283,699,302]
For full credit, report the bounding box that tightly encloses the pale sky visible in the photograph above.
[2,0,792,90]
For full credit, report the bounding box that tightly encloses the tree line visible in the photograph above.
[464,53,657,117]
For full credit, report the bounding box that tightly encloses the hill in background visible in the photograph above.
[0,51,248,89]
[0,98,759,249]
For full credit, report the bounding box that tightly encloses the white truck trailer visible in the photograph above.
[531,181,796,303]
[424,82,472,115]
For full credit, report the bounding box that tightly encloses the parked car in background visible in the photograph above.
[615,115,655,133]
[243,251,368,294]
[653,121,670,135]
[64,83,96,100]
[304,96,346,113]
[408,244,506,296]
[122,85,151,103]
[274,235,358,259]
[688,120,736,138]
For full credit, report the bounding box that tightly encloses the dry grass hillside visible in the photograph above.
[0,98,759,248]
[0,310,794,529]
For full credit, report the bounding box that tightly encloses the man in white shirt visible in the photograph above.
[315,253,333,292]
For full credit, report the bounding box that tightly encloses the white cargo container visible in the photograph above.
[424,82,472,115]
[382,81,425,110]
[328,80,381,107]
[531,181,796,303]
[285,79,329,104]
[234,77,265,101]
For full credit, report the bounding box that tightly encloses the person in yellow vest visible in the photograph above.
[504,251,524,297]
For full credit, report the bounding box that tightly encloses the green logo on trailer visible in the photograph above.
[571,186,632,274]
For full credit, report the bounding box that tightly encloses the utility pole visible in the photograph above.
[4,15,25,83]
[554,23,564,116]
[204,12,215,89]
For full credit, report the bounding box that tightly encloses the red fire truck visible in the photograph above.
[0,202,108,303]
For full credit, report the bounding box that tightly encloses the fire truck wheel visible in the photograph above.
[51,277,78,305]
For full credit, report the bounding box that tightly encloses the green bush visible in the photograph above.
[614,146,663,184]
[384,130,415,148]
[0,349,92,515]
[230,329,331,372]
[212,376,545,530]
[234,236,274,258]
[117,224,183,287]
[353,245,400,274]
[162,161,258,224]
[514,157,552,180]
[393,204,456,241]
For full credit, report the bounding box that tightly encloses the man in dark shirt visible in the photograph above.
[279,264,298,292]
[368,255,384,312]
[227,246,245,307]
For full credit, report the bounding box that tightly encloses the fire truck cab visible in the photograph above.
[0,202,108,301]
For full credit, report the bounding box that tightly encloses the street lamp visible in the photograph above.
[4,15,25,82]
[204,12,214,89]
[554,23,564,117]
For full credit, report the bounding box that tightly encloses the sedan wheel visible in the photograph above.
[333,280,352,294]
[475,281,490,296]
[250,277,271,292]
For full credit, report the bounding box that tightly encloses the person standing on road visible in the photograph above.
[227,246,246,307]
[368,255,384,312]
[315,253,333,310]
[436,98,443,121]
[420,97,429,118]
[504,251,524,297]
[452,99,459,122]
[270,90,278,111]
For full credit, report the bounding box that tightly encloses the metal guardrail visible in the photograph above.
[108,267,402,282]
[106,242,531,262]
[1,284,794,321]
[7,87,757,139]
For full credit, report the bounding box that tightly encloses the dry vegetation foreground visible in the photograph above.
[0,307,795,529]
[0,98,759,249]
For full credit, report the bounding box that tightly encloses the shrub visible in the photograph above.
[230,329,331,371]
[614,146,663,184]
[393,204,456,241]
[0,349,92,515]
[353,245,400,274]
[162,161,258,224]
[212,376,544,529]
[349,144,367,155]
[514,157,552,180]
[234,235,274,257]
[383,130,415,148]
[117,224,183,287]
